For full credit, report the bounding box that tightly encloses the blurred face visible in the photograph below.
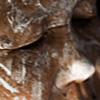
[0,0,98,100]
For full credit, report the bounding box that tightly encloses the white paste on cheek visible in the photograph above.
[31,72,44,100]
[13,96,19,100]
[7,0,11,3]
[0,41,12,49]
[21,64,26,84]
[0,78,19,93]
[0,63,11,76]
[35,0,50,11]
[32,80,44,100]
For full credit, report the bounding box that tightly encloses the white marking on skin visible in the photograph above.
[38,81,43,100]
[22,97,26,100]
[7,0,11,3]
[7,8,33,33]
[38,73,43,100]
[59,43,73,64]
[22,0,28,5]
[13,19,32,33]
[36,28,42,35]
[11,58,26,84]
[12,69,26,84]
[21,65,26,84]
[3,43,12,49]
[36,0,46,11]
[0,63,11,76]
[3,91,10,97]
[0,45,3,49]
[32,73,44,100]
[51,52,58,58]
[0,78,19,93]
[22,58,26,64]
[21,58,26,84]
[22,0,34,5]
[13,96,19,100]
[6,59,13,70]
[0,42,12,49]
[8,17,13,25]
[7,1,55,33]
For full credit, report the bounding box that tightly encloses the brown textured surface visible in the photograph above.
[0,0,96,50]
[0,0,99,100]
[0,0,79,50]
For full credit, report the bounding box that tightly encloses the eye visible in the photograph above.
[96,0,100,19]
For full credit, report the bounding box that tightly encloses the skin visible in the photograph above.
[0,0,98,99]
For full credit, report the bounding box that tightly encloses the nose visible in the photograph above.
[55,59,95,89]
